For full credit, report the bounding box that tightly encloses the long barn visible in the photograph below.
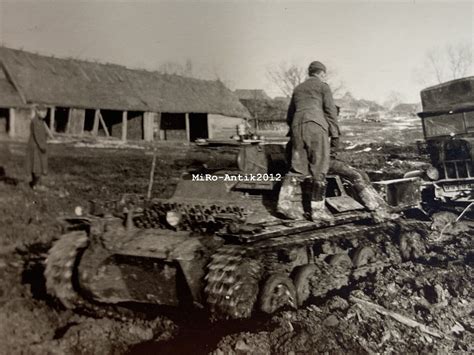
[0,47,250,142]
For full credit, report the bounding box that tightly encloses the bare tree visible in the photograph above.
[267,62,345,98]
[414,43,473,85]
[266,63,306,97]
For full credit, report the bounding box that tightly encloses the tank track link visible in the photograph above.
[133,200,248,232]
[44,232,136,321]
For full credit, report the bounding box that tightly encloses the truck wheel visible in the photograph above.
[259,274,297,314]
[293,265,318,306]
[352,246,375,267]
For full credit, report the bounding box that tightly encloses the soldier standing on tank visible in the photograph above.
[277,61,339,222]
[26,104,49,190]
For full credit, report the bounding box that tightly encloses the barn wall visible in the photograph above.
[208,114,245,139]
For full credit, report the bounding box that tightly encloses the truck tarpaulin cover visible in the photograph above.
[421,76,474,113]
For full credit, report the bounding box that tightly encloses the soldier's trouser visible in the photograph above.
[290,122,330,182]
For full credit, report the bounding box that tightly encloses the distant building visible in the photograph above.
[235,89,288,132]
[335,92,386,120]
[0,47,249,141]
[390,103,421,116]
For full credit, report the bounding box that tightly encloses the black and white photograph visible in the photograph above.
[0,0,472,353]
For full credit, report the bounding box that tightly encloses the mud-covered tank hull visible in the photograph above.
[44,144,429,320]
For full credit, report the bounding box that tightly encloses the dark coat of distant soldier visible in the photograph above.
[26,113,48,177]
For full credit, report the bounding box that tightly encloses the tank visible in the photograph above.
[45,144,428,320]
[406,77,474,214]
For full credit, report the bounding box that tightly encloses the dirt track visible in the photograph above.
[0,138,472,354]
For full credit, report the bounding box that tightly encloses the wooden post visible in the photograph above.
[8,108,15,138]
[66,108,72,134]
[143,112,154,142]
[147,152,157,199]
[98,111,110,137]
[121,111,128,141]
[185,113,190,142]
[49,106,55,133]
[207,114,213,139]
[92,109,100,136]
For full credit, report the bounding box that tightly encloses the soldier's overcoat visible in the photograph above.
[26,116,48,175]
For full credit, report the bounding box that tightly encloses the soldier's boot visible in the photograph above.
[358,186,397,221]
[277,174,305,220]
[303,179,333,223]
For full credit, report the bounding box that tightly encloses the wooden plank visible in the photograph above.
[8,108,15,138]
[98,111,110,137]
[92,109,100,136]
[66,108,72,134]
[349,296,447,339]
[49,106,55,133]
[121,111,128,141]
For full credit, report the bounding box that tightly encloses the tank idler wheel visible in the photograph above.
[259,273,297,314]
[293,264,318,306]
[329,254,353,269]
[400,231,426,261]
[352,246,376,268]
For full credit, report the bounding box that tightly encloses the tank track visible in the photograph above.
[205,245,261,320]
[204,221,416,320]
[44,232,135,321]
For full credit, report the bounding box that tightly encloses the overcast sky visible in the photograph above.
[0,0,472,103]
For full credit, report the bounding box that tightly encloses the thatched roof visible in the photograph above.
[234,89,271,101]
[0,47,249,118]
[0,77,23,107]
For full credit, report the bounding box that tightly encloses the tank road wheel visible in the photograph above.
[259,274,297,314]
[352,246,376,268]
[44,231,89,309]
[293,264,318,306]
[329,254,353,269]
[400,231,426,261]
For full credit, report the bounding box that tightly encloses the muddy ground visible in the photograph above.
[0,136,472,354]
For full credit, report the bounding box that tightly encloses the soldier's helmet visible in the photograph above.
[308,61,327,75]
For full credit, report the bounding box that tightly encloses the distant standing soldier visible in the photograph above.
[278,61,339,222]
[26,105,49,190]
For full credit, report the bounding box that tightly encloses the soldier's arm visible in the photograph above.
[32,119,47,152]
[322,84,340,138]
